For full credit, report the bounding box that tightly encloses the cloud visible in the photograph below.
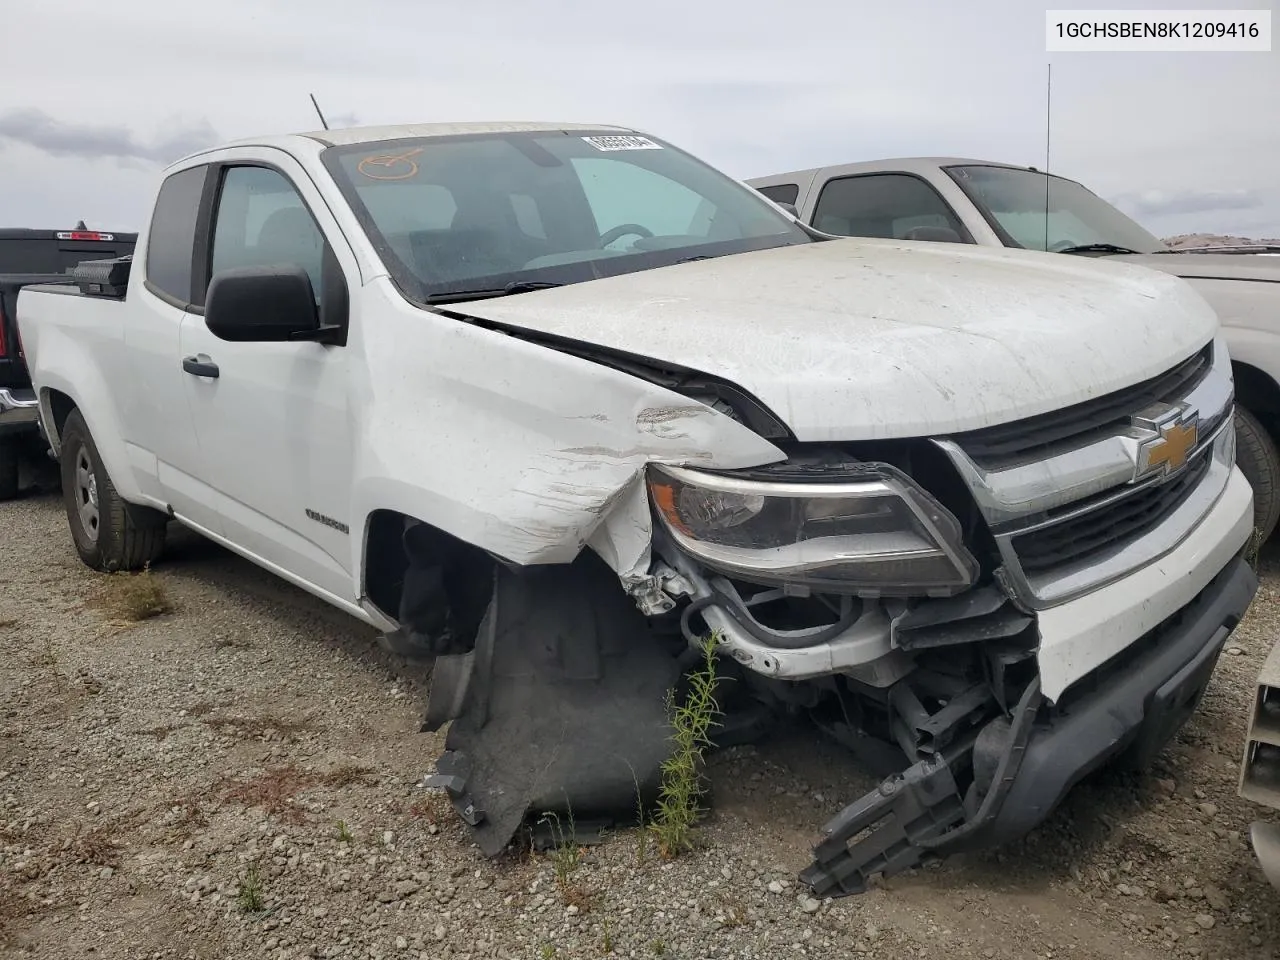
[0,0,1275,235]
[0,109,219,165]
[1110,188,1264,219]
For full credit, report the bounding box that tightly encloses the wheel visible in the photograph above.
[1234,405,1280,544]
[59,408,167,571]
[0,440,17,501]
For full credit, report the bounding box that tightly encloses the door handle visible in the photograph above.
[182,355,219,379]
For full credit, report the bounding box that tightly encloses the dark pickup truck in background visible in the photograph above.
[0,226,137,499]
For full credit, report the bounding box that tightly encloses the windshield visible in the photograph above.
[321,130,813,301]
[944,164,1167,254]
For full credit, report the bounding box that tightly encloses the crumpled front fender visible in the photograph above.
[349,283,785,589]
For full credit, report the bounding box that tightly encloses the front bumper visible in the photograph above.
[804,554,1257,896]
[947,553,1257,852]
[0,387,39,439]
[1034,460,1254,702]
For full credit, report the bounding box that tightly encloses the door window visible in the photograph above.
[756,183,799,206]
[812,173,969,243]
[209,166,327,299]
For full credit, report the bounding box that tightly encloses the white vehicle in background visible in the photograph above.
[750,158,1280,542]
[14,122,1258,897]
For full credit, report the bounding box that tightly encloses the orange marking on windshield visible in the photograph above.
[356,147,425,181]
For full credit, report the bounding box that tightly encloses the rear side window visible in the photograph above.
[811,173,969,243]
[145,166,208,303]
[757,183,799,206]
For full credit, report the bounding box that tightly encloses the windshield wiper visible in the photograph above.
[425,280,564,304]
[1054,243,1144,256]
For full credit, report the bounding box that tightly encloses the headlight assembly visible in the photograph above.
[648,463,978,597]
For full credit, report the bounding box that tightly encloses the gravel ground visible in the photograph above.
[3,486,1280,960]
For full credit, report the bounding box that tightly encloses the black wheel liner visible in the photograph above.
[425,551,683,856]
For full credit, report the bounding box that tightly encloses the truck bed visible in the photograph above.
[0,275,74,390]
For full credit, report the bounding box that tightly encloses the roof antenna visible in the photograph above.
[309,93,330,131]
[1043,62,1052,252]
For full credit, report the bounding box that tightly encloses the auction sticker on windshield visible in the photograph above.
[582,135,663,151]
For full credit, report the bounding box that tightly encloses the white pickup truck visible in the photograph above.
[17,122,1258,896]
[749,158,1280,542]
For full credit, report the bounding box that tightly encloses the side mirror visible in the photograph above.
[204,264,319,342]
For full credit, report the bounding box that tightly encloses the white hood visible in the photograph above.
[1115,250,1280,284]
[457,237,1220,443]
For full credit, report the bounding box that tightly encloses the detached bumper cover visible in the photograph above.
[804,555,1257,897]
[950,554,1256,851]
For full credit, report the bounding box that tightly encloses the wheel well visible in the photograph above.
[1234,362,1280,437]
[46,389,76,443]
[363,510,497,636]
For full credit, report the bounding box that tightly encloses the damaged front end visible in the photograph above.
[416,437,1043,880]
[414,343,1254,896]
[640,447,1050,896]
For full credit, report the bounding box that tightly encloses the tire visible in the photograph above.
[0,440,18,501]
[59,408,167,571]
[1234,404,1280,544]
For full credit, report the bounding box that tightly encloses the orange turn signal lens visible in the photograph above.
[648,479,692,535]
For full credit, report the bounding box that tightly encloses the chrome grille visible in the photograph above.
[1012,450,1212,575]
[934,335,1235,609]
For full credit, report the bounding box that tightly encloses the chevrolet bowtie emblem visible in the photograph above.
[1137,417,1199,479]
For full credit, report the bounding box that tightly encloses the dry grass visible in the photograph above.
[136,723,182,741]
[319,763,377,788]
[59,808,149,868]
[97,569,171,623]
[711,893,749,928]
[407,792,453,824]
[155,792,211,842]
[172,800,208,830]
[201,713,314,741]
[66,823,121,867]
[200,761,372,829]
[218,765,322,824]
[560,882,594,914]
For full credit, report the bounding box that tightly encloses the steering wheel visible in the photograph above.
[599,223,655,247]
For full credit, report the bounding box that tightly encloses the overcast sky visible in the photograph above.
[1,0,1276,238]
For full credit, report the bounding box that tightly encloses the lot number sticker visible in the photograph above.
[582,135,663,151]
